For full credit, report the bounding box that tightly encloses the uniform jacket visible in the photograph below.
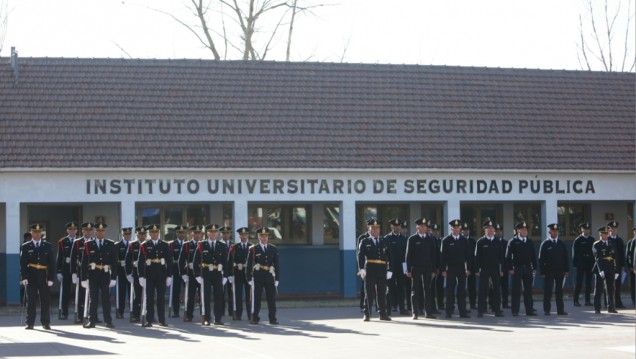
[357,236,394,276]
[627,238,635,270]
[114,240,129,276]
[56,236,77,276]
[125,240,141,277]
[169,240,184,276]
[192,240,229,279]
[20,240,56,283]
[228,241,252,280]
[69,237,89,277]
[539,238,570,275]
[608,235,625,269]
[137,240,173,280]
[246,243,280,283]
[592,239,617,275]
[505,236,537,270]
[440,235,472,271]
[572,235,595,268]
[81,238,118,284]
[405,233,436,272]
[474,236,505,272]
[178,239,199,277]
[385,232,408,274]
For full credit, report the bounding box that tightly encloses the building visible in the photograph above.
[0,52,634,305]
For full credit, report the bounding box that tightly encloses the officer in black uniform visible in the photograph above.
[114,228,132,319]
[247,227,281,325]
[179,225,203,322]
[81,223,117,328]
[137,224,173,327]
[228,227,252,321]
[219,226,234,317]
[539,223,570,316]
[506,221,538,316]
[474,220,505,318]
[429,223,444,311]
[193,224,228,325]
[357,229,370,312]
[627,227,636,306]
[440,220,471,319]
[406,218,437,319]
[494,224,509,309]
[56,222,79,320]
[592,226,618,314]
[125,226,145,322]
[386,218,409,315]
[168,225,187,318]
[20,232,32,307]
[572,222,594,306]
[462,223,478,310]
[20,224,56,330]
[70,222,93,324]
[606,221,626,308]
[358,219,394,321]
[401,221,413,312]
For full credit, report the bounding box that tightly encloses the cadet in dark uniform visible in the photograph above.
[70,222,93,323]
[168,225,187,318]
[572,222,595,306]
[179,225,203,322]
[401,221,413,312]
[81,223,117,328]
[429,223,445,311]
[386,218,409,315]
[606,221,626,308]
[114,228,132,319]
[592,226,618,314]
[406,218,437,319]
[475,220,505,318]
[506,221,538,316]
[462,223,478,310]
[627,227,636,306]
[539,223,570,315]
[137,224,173,327]
[228,227,252,321]
[440,220,471,319]
[20,224,56,330]
[56,222,79,320]
[20,232,32,307]
[357,229,370,312]
[125,226,145,322]
[219,226,235,317]
[493,224,509,309]
[358,219,393,321]
[193,224,228,325]
[247,227,281,325]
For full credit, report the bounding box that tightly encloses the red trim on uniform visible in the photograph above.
[140,242,146,257]
[84,242,90,262]
[198,242,202,254]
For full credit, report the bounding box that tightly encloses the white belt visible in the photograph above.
[189,263,194,270]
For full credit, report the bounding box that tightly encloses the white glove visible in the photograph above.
[22,279,28,286]
[127,275,133,283]
[72,273,78,284]
[166,277,172,287]
[228,276,234,284]
[222,277,228,285]
[57,274,63,282]
[275,281,279,287]
[139,278,146,287]
[600,271,605,278]
[182,275,189,283]
[81,280,88,288]
[386,271,393,280]
[48,281,53,287]
[109,280,116,288]
[196,276,203,284]
[359,269,366,279]
[248,280,254,286]
[614,273,619,280]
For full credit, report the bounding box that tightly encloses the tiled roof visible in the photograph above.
[0,58,634,170]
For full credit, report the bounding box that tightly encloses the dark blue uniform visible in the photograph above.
[357,232,370,311]
[608,234,625,308]
[20,239,56,328]
[386,231,408,313]
[169,239,184,317]
[114,239,131,318]
[405,233,436,318]
[474,236,505,316]
[506,235,537,315]
[125,240,142,320]
[466,235,478,309]
[358,236,394,320]
[539,238,570,315]
[137,239,173,325]
[81,238,118,326]
[246,243,280,324]
[178,239,201,321]
[572,234,595,305]
[193,240,228,324]
[440,234,472,318]
[592,239,617,313]
[229,241,253,320]
[56,235,77,318]
[627,236,636,305]
[70,237,89,322]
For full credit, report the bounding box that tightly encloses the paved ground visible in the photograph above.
[0,301,634,359]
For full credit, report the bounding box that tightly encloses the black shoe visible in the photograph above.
[379,316,392,321]
[25,325,34,330]
[158,322,168,327]
[84,322,96,328]
[142,322,153,327]
[42,324,51,330]
[573,302,581,307]
[363,315,370,322]
[185,318,193,322]
[131,317,140,323]
[392,307,398,312]
[438,305,446,310]
[595,310,601,314]
[213,321,224,326]
[502,304,510,309]
[60,314,68,320]
[418,310,424,315]
[459,314,471,318]
[171,314,180,318]
[399,310,410,315]
[360,308,365,313]
[105,322,115,328]
[425,315,437,319]
[584,302,593,306]
[96,319,102,324]
[470,305,478,310]
[203,321,211,326]
[269,321,279,325]
[616,304,626,309]
[557,312,568,316]
[445,314,452,319]
[512,313,519,317]
[544,311,551,316]
[115,313,122,319]
[477,313,484,318]
[527,312,538,316]
[608,309,618,313]
[466,309,472,314]
[412,314,418,320]
[432,310,441,314]
[495,312,505,317]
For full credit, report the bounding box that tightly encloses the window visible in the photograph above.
[324,205,340,245]
[513,203,542,237]
[248,205,310,245]
[627,203,634,237]
[460,204,502,238]
[135,204,208,240]
[356,204,409,238]
[222,204,233,228]
[421,204,445,237]
[557,203,589,241]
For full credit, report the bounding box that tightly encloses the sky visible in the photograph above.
[1,0,634,72]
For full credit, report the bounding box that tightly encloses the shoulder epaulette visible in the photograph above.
[106,238,114,243]
[269,244,276,247]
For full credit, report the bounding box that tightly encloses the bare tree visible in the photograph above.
[577,0,635,72]
[0,0,9,55]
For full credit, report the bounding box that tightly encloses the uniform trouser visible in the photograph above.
[116,273,130,316]
[75,282,86,321]
[574,264,593,303]
[630,271,636,304]
[131,275,142,318]
[233,270,251,319]
[405,275,413,310]
[359,280,365,309]
[364,274,387,317]
[203,277,223,322]
[253,280,277,322]
[433,273,445,309]
[488,272,509,308]
[26,281,51,326]
[614,274,624,306]
[446,268,468,316]
[20,286,26,306]
[511,267,534,314]
[388,272,407,311]
[479,269,501,314]
[170,274,183,315]
[185,275,201,319]
[89,281,112,324]
[543,271,565,313]
[411,267,433,316]
[224,281,234,316]
[60,274,72,315]
[594,272,615,311]
[467,272,477,307]
[146,278,167,323]
[430,273,437,309]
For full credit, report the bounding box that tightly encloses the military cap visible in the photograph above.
[23,232,32,239]
[189,225,204,232]
[81,222,94,230]
[29,223,43,231]
[146,224,160,232]
[255,227,270,235]
[205,224,220,231]
[579,222,591,229]
[136,226,147,234]
[65,222,79,229]
[389,218,403,226]
[633,227,636,231]
[515,221,528,229]
[414,218,429,226]
[174,225,188,232]
[219,226,232,233]
[94,223,107,230]
[236,227,250,234]
[494,223,503,231]
[121,227,133,234]
[547,223,559,231]
[449,219,462,227]
[461,222,470,230]
[366,219,381,227]
[430,223,440,231]
[606,221,619,228]
[597,226,609,234]
[482,220,495,229]
[401,221,408,227]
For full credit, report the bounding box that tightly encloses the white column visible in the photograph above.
[6,201,21,303]
[340,199,356,251]
[409,202,420,227]
[444,199,461,232]
[120,200,136,229]
[542,199,558,240]
[311,203,324,245]
[339,198,357,297]
[233,199,248,243]
[502,202,514,239]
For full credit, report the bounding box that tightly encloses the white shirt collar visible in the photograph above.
[152,239,158,246]
[32,239,41,246]
[486,236,494,241]
[519,237,527,242]
[453,235,459,240]
[419,233,427,238]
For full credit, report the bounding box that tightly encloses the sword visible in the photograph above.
[183,279,189,322]
[231,265,236,320]
[250,282,255,324]
[74,280,79,323]
[129,277,134,323]
[168,275,173,318]
[83,280,89,327]
[200,280,205,325]
[116,277,120,311]
[141,282,147,326]
[58,278,63,320]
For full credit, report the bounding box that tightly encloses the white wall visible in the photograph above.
[82,202,121,241]
[591,201,630,239]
